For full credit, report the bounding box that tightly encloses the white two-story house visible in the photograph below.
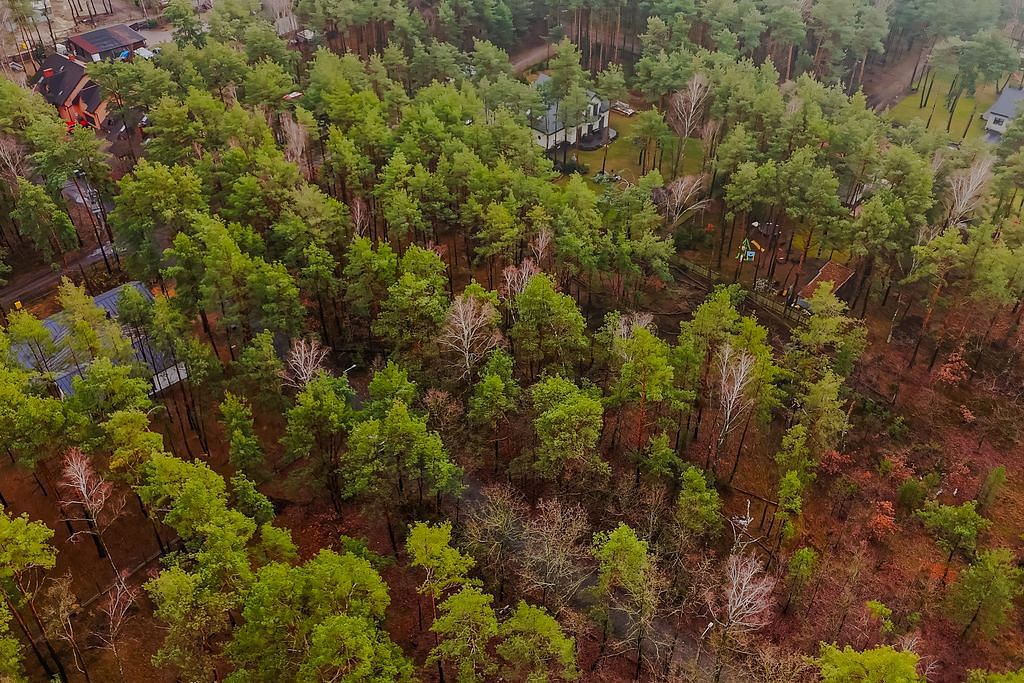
[528,74,610,151]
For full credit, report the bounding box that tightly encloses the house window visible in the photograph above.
[994,116,1006,126]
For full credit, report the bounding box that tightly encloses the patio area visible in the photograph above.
[578,127,618,151]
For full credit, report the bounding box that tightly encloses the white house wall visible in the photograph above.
[532,110,610,150]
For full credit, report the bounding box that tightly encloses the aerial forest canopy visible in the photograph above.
[2,0,1024,681]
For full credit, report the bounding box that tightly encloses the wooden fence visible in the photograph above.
[672,258,806,327]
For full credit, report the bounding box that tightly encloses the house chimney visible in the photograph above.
[42,67,55,78]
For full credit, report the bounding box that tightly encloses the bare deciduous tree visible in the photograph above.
[529,228,553,269]
[463,485,527,600]
[944,155,993,228]
[709,344,756,472]
[96,577,139,683]
[59,448,127,573]
[500,258,540,304]
[281,113,310,179]
[663,175,711,229]
[41,574,90,682]
[701,119,722,157]
[670,73,712,141]
[0,136,26,181]
[704,551,777,683]
[351,197,369,236]
[281,337,329,389]
[743,642,815,682]
[518,498,593,613]
[437,293,503,381]
[615,311,655,343]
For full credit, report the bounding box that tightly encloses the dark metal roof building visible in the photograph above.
[10,282,182,397]
[68,24,146,61]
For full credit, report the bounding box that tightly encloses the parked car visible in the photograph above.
[611,100,636,116]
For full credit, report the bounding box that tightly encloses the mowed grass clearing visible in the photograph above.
[885,72,999,141]
[562,111,706,191]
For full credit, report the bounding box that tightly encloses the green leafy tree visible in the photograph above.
[775,470,804,543]
[774,424,815,490]
[816,644,922,682]
[784,547,818,613]
[366,360,418,416]
[282,373,357,511]
[530,376,605,482]
[226,548,411,682]
[675,465,723,542]
[65,358,153,443]
[349,402,462,508]
[109,160,205,280]
[511,274,587,377]
[103,409,167,484]
[343,237,399,328]
[229,473,274,526]
[592,523,661,675]
[233,331,285,407]
[194,41,249,102]
[5,310,58,375]
[948,549,1024,639]
[407,521,476,607]
[11,178,77,265]
[0,505,57,681]
[968,668,1024,682]
[145,566,231,680]
[242,59,297,108]
[468,350,520,469]
[57,278,136,367]
[798,370,848,458]
[165,0,206,47]
[220,392,265,479]
[496,601,579,682]
[140,453,294,680]
[977,466,1007,512]
[430,586,499,683]
[609,324,679,480]
[373,245,449,359]
[787,282,866,379]
[0,601,24,682]
[917,501,991,581]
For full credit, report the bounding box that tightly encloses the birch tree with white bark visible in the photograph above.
[58,448,127,574]
[709,344,757,473]
[437,291,504,381]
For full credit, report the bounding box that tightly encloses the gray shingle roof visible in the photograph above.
[985,87,1024,120]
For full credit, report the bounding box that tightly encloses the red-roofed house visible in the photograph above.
[797,260,856,309]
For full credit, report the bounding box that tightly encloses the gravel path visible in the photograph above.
[863,46,929,112]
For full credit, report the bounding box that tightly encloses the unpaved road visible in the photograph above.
[863,47,928,112]
[511,41,554,74]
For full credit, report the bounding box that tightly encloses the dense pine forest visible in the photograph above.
[2,0,1024,681]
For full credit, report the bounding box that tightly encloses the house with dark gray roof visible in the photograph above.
[529,74,610,151]
[30,53,110,128]
[67,23,146,62]
[982,87,1024,142]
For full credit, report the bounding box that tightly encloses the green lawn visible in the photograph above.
[560,111,705,190]
[885,72,997,141]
